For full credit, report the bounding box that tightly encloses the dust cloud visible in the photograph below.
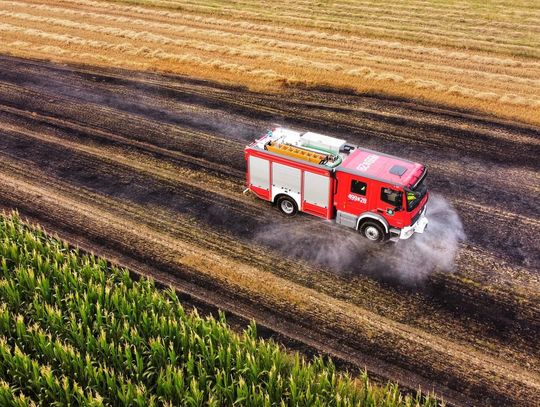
[14,64,262,142]
[254,193,465,285]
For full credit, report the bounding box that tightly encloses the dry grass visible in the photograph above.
[0,0,539,123]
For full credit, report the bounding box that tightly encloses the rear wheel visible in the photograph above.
[277,196,298,216]
[360,221,387,242]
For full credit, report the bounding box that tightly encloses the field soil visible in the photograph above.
[0,55,539,406]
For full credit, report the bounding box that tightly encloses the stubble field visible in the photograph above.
[0,0,539,124]
[0,0,539,406]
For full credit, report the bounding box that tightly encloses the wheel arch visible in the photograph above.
[356,213,389,233]
[272,192,301,210]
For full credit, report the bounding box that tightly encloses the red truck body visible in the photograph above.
[245,127,428,241]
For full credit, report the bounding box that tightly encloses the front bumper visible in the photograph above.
[395,208,429,240]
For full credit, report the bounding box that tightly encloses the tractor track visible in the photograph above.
[0,55,538,406]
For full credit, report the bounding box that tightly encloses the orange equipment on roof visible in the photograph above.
[265,141,328,164]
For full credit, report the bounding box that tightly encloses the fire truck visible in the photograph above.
[244,127,429,242]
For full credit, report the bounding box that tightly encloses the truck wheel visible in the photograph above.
[360,221,387,242]
[277,196,298,216]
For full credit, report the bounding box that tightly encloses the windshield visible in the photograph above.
[406,177,428,211]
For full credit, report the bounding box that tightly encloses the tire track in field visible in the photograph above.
[1,60,539,267]
[0,99,538,268]
[16,61,540,166]
[3,54,538,146]
[1,69,534,270]
[1,91,538,269]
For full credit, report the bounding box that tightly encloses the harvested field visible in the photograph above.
[0,0,539,124]
[0,55,538,406]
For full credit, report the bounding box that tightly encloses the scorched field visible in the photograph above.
[0,0,539,406]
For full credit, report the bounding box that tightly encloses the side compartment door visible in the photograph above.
[303,171,331,218]
[248,155,270,200]
[271,162,301,208]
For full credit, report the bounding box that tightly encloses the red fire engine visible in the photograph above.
[244,127,429,242]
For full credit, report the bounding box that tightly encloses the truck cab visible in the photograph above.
[334,148,429,241]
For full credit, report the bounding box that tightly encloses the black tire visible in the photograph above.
[277,195,298,216]
[360,220,387,242]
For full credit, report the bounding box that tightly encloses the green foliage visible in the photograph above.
[0,211,440,406]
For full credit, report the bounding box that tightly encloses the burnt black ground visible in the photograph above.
[0,55,539,406]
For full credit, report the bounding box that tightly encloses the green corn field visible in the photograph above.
[0,211,440,407]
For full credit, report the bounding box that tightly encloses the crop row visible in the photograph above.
[201,0,540,22]
[289,0,540,28]
[84,0,539,55]
[1,14,539,108]
[0,24,284,80]
[52,0,540,69]
[188,1,539,50]
[110,0,539,25]
[7,2,540,88]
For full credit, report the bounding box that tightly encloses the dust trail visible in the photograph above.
[254,193,465,285]
[0,59,262,141]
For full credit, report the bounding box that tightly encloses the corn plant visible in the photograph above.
[0,211,441,406]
